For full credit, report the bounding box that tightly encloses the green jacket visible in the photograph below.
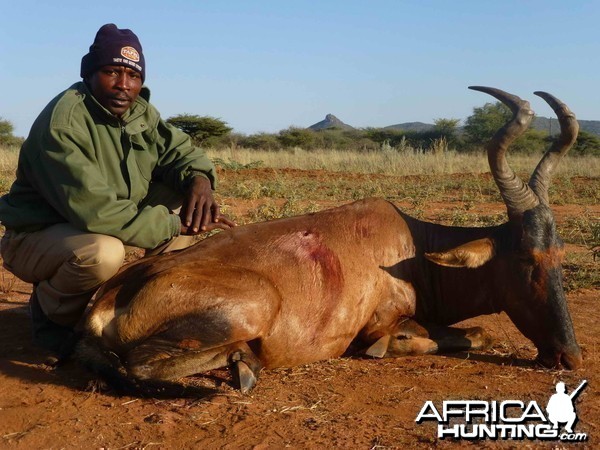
[0,82,217,249]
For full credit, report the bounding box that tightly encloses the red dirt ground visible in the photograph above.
[0,172,598,449]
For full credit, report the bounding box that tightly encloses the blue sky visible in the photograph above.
[2,1,599,137]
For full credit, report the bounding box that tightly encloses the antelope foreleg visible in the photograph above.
[364,319,493,358]
[429,325,494,353]
[366,335,439,357]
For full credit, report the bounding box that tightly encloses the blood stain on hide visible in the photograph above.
[276,230,345,326]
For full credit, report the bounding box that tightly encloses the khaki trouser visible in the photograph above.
[0,182,195,327]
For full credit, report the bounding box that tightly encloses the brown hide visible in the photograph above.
[87,198,419,369]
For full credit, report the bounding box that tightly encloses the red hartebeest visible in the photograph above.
[75,87,582,395]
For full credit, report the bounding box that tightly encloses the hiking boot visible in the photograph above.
[29,289,74,354]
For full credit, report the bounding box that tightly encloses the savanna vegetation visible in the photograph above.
[163,102,600,157]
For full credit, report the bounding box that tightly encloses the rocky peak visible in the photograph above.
[308,114,354,131]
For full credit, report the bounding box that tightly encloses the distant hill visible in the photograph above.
[533,117,600,136]
[578,119,600,135]
[384,122,434,133]
[307,115,600,136]
[308,114,355,131]
[383,117,600,136]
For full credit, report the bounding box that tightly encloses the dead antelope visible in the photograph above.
[75,87,582,395]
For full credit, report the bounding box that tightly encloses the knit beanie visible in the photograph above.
[80,24,145,81]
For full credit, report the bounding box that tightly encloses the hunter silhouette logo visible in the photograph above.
[547,380,587,434]
[415,380,588,442]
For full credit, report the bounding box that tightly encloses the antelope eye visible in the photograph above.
[518,254,535,264]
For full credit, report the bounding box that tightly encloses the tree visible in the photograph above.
[510,128,549,155]
[433,118,460,137]
[432,118,462,151]
[462,102,549,153]
[463,101,512,148]
[0,117,22,147]
[166,114,232,146]
[277,127,316,149]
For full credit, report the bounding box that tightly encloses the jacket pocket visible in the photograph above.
[130,137,158,182]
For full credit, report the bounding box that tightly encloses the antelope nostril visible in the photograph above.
[561,350,583,370]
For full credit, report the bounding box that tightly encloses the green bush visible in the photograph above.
[239,132,282,151]
[571,130,600,157]
[277,127,316,149]
[0,118,23,147]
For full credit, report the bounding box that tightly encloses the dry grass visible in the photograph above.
[0,265,17,294]
[2,144,597,188]
[0,144,598,292]
[207,146,600,177]
[0,146,18,194]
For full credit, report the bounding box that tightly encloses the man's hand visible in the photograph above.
[179,176,236,235]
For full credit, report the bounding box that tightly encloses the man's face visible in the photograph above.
[87,65,143,117]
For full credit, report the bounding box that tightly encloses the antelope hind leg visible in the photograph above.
[128,340,263,394]
[128,343,233,381]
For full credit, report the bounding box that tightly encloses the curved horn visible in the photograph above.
[528,91,579,205]
[468,86,539,219]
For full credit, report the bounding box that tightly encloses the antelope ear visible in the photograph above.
[425,238,496,269]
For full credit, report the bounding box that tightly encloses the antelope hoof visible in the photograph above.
[365,335,391,358]
[230,348,262,393]
[466,326,494,350]
[234,361,257,394]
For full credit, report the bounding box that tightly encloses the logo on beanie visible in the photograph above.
[121,46,140,62]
